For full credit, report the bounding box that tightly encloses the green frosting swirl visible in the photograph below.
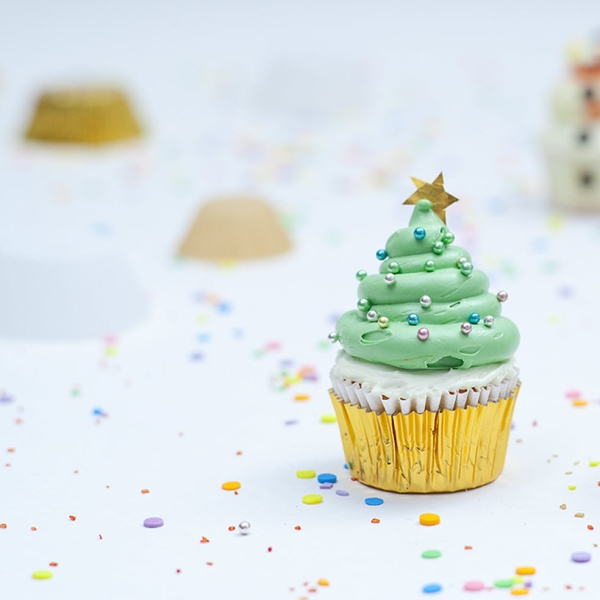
[336,199,520,369]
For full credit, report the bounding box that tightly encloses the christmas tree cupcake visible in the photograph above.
[329,174,521,493]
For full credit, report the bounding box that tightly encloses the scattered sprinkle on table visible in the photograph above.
[302,494,323,505]
[320,414,336,423]
[365,497,384,506]
[317,579,330,586]
[422,550,442,559]
[317,473,337,484]
[495,579,514,588]
[296,470,316,479]
[568,485,577,490]
[419,513,440,526]
[294,394,310,401]
[222,481,241,490]
[335,490,349,496]
[464,580,484,591]
[516,566,536,575]
[32,570,53,580]
[319,483,333,489]
[571,551,591,563]
[510,589,529,596]
[422,583,442,593]
[143,517,164,528]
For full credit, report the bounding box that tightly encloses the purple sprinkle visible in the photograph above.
[525,581,533,588]
[279,359,294,368]
[284,419,298,426]
[319,483,333,489]
[190,352,204,361]
[335,490,349,496]
[143,517,164,529]
[572,551,591,563]
[0,393,14,403]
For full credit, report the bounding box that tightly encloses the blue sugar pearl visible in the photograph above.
[365,497,384,506]
[407,313,420,326]
[317,473,337,484]
[376,249,388,260]
[469,312,481,324]
[423,583,442,594]
[413,227,426,240]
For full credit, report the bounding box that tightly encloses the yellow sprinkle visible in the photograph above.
[221,481,241,491]
[516,567,536,576]
[510,589,529,596]
[196,314,209,324]
[294,394,310,401]
[302,494,323,505]
[575,513,585,518]
[32,570,53,580]
[512,577,524,584]
[573,399,588,407]
[321,414,337,423]
[296,470,316,479]
[568,485,577,491]
[105,346,118,357]
[590,461,599,467]
[317,579,330,586]
[419,513,441,526]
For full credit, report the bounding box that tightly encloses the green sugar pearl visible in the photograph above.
[421,550,442,559]
[355,270,367,281]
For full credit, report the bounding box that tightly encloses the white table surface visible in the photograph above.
[1,1,600,598]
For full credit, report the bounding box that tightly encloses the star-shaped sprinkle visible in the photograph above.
[403,173,459,223]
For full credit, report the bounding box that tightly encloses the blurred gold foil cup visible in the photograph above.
[330,384,520,493]
[25,87,141,144]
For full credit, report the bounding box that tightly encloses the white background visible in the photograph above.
[1,1,600,598]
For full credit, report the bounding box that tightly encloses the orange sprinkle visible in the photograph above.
[69,515,76,521]
[516,566,536,576]
[206,562,213,566]
[308,588,317,593]
[141,489,150,494]
[573,399,588,407]
[588,525,594,530]
[510,589,529,596]
[317,579,330,586]
[236,451,243,456]
[200,536,210,544]
[295,525,302,530]
[0,524,6,529]
[465,545,473,550]
[222,481,241,491]
[7,448,15,453]
[49,563,58,567]
[228,526,236,531]
[371,518,380,524]
[295,394,310,401]
[31,527,37,531]
[351,477,359,481]
[419,513,441,526]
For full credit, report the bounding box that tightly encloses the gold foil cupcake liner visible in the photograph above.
[330,384,520,493]
[25,87,141,145]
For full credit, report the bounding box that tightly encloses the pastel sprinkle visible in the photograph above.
[590,461,599,467]
[294,394,310,401]
[296,470,316,479]
[422,583,442,593]
[495,579,514,588]
[419,513,441,526]
[32,570,53,580]
[365,497,384,506]
[421,550,442,559]
[222,481,241,490]
[335,490,349,496]
[143,517,164,528]
[511,590,529,596]
[317,579,330,586]
[320,414,337,423]
[302,494,323,505]
[516,567,536,575]
[319,483,333,489]
[571,551,591,563]
[317,473,337,484]
[464,580,485,591]
[568,485,577,490]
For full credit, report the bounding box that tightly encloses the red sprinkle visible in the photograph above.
[69,515,76,521]
[268,547,273,552]
[588,525,594,530]
[49,563,58,567]
[295,525,302,530]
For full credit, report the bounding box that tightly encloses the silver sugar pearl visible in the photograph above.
[456,257,468,267]
[496,290,508,302]
[384,273,396,285]
[420,295,432,308]
[483,315,495,327]
[238,521,251,534]
[461,322,472,335]
[327,331,339,343]
[366,310,379,322]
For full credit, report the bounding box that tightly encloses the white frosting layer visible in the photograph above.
[331,351,518,401]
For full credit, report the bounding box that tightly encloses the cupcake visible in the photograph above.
[328,174,521,493]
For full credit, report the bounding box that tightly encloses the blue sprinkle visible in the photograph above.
[197,333,211,343]
[343,464,349,469]
[233,328,244,339]
[317,473,337,484]
[92,408,104,416]
[217,302,232,314]
[284,419,298,426]
[423,583,442,594]
[365,497,384,506]
[319,483,333,489]
[376,249,388,261]
[413,227,426,240]
[335,490,349,496]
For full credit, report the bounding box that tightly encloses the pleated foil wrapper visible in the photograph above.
[329,378,520,493]
[25,88,142,145]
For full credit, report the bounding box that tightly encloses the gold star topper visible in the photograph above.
[403,172,459,224]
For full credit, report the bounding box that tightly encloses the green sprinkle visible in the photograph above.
[421,550,442,559]
[568,485,577,490]
[494,579,513,588]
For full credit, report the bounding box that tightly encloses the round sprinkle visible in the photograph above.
[419,513,440,526]
[355,270,367,281]
[516,567,536,575]
[421,550,442,559]
[302,494,323,505]
[407,313,420,326]
[143,517,164,529]
[238,521,251,534]
[377,316,390,328]
[32,570,53,580]
[296,470,316,479]
[572,551,591,563]
[222,481,241,491]
[321,414,336,423]
[422,583,442,594]
[317,473,337,484]
[417,327,430,341]
[376,249,388,260]
[464,580,485,591]
[336,490,349,496]
[365,497,384,506]
[424,260,435,272]
[413,227,426,240]
[469,312,481,324]
[494,579,514,588]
